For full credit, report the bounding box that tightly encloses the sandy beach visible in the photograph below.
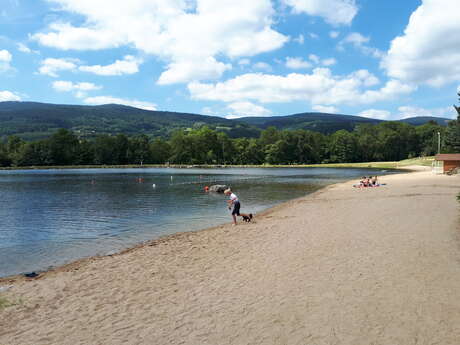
[1,168,459,345]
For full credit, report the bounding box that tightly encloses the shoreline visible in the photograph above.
[0,170,359,283]
[0,166,425,285]
[0,167,407,281]
[2,166,459,345]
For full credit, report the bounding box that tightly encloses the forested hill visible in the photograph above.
[0,101,451,141]
[237,112,380,132]
[0,101,259,140]
[237,113,451,131]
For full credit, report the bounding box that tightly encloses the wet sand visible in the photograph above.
[1,168,459,345]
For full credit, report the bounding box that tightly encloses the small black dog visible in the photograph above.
[241,213,253,222]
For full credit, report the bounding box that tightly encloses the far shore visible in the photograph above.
[1,165,458,345]
[0,156,434,171]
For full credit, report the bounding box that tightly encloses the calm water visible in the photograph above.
[0,167,389,277]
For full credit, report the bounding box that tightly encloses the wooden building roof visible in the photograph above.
[435,154,460,161]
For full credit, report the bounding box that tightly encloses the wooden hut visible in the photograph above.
[434,154,460,173]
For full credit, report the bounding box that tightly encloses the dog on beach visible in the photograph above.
[241,213,253,222]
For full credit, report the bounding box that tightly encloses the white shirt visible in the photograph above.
[230,193,238,202]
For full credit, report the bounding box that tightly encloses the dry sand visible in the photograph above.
[1,169,459,345]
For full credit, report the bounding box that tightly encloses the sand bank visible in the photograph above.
[1,169,459,345]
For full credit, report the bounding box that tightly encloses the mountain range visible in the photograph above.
[0,101,452,141]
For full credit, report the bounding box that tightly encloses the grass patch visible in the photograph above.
[0,156,435,171]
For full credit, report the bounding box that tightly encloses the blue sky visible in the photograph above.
[1,0,459,120]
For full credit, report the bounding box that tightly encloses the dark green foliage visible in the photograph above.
[445,92,460,153]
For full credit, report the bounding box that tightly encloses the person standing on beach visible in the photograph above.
[224,189,240,225]
[224,188,253,225]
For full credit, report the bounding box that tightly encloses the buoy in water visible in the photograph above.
[152,183,156,188]
[204,186,209,192]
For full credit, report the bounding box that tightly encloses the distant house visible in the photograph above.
[433,154,460,173]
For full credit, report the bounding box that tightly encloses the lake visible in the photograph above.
[0,167,389,277]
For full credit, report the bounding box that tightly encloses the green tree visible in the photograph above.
[0,141,11,166]
[445,92,460,152]
[150,138,171,164]
[329,130,358,163]
[47,129,80,165]
[6,135,25,166]
[129,134,150,165]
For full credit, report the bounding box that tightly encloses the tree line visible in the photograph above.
[1,117,458,167]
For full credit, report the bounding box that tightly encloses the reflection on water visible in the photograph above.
[0,167,389,277]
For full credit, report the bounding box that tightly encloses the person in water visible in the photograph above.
[224,188,252,225]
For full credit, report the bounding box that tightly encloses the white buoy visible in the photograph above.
[152,183,156,188]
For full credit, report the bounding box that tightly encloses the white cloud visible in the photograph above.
[16,43,38,54]
[253,62,272,72]
[17,43,31,53]
[157,57,231,85]
[322,58,336,66]
[0,90,21,101]
[283,0,358,25]
[308,54,320,64]
[83,96,157,110]
[308,32,319,39]
[52,80,101,92]
[339,32,383,58]
[286,57,312,69]
[312,105,339,113]
[32,0,288,84]
[0,49,12,72]
[329,31,340,38]
[358,109,391,120]
[79,55,142,76]
[38,57,78,77]
[226,101,272,118]
[188,68,412,106]
[397,105,457,119]
[381,0,460,87]
[293,34,305,44]
[238,59,251,66]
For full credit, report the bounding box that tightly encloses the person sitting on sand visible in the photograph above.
[371,176,378,186]
[224,188,252,225]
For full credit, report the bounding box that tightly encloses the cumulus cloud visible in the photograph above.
[397,105,457,119]
[283,0,358,26]
[358,109,391,120]
[83,96,157,110]
[157,57,231,85]
[286,55,336,69]
[329,31,340,38]
[188,68,412,106]
[79,55,142,76]
[226,101,272,118]
[0,49,12,72]
[381,0,460,87]
[286,57,312,69]
[32,0,288,84]
[253,62,272,72]
[38,57,78,77]
[293,34,305,44]
[52,80,101,92]
[16,43,38,54]
[0,90,21,101]
[312,104,339,113]
[339,32,383,58]
[322,58,336,66]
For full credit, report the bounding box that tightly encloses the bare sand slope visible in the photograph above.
[1,170,459,345]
